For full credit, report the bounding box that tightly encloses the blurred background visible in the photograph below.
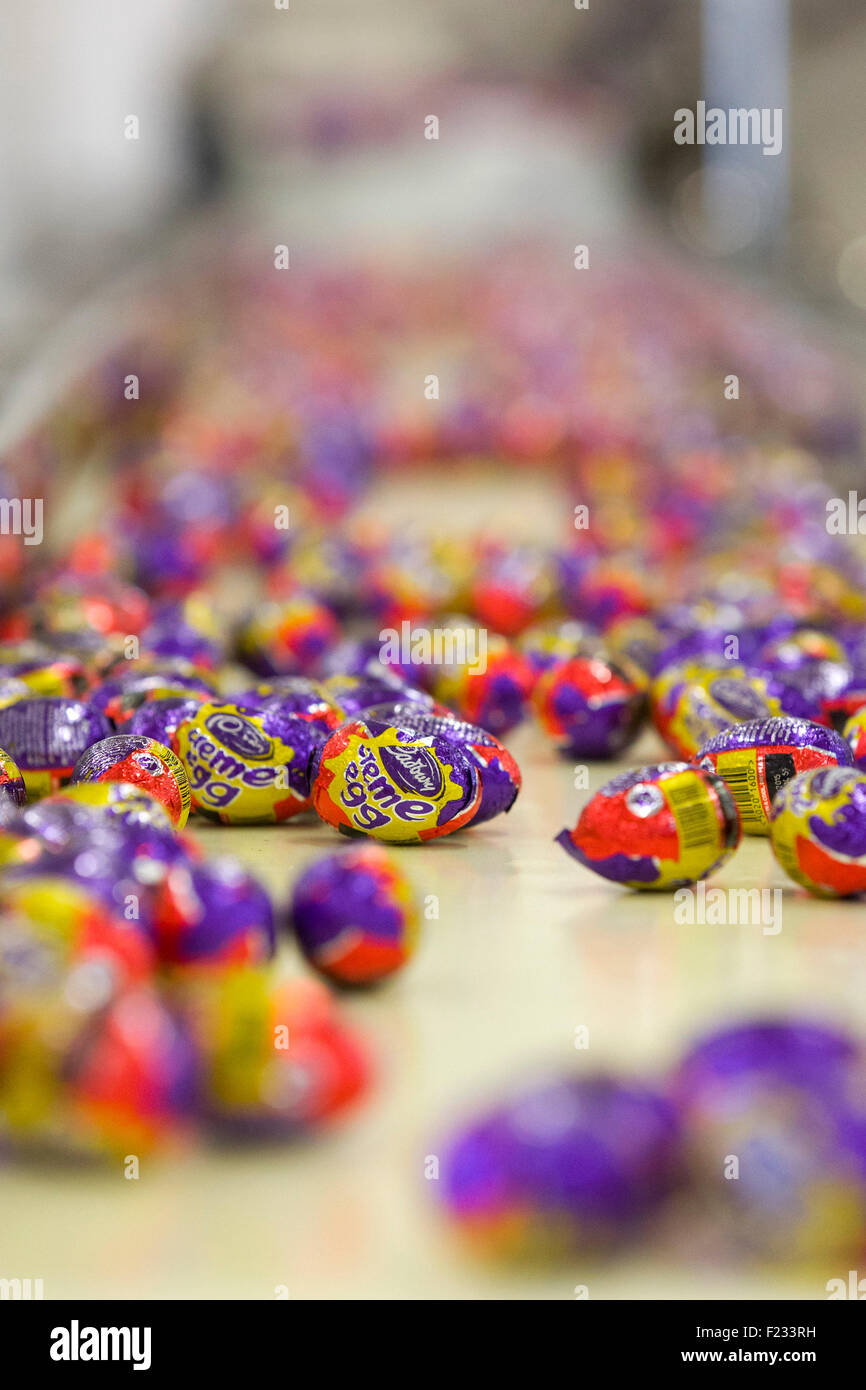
[3,0,866,391]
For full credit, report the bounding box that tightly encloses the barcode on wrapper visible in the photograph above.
[713,752,766,827]
[664,777,719,850]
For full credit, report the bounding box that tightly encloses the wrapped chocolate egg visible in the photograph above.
[0,697,112,798]
[126,695,208,746]
[109,683,213,729]
[843,707,866,769]
[88,665,215,725]
[658,665,830,762]
[3,817,188,938]
[356,697,454,725]
[661,676,776,760]
[697,717,853,835]
[564,560,651,630]
[47,781,175,832]
[155,857,275,967]
[0,887,181,1158]
[604,615,663,678]
[650,658,744,754]
[0,745,26,805]
[290,846,419,985]
[757,628,847,670]
[320,636,417,685]
[323,670,431,720]
[437,1076,682,1257]
[180,969,370,1135]
[0,875,154,998]
[71,734,191,829]
[469,549,557,637]
[361,707,521,825]
[740,666,838,725]
[173,699,326,824]
[236,594,338,676]
[557,762,740,889]
[672,1020,866,1259]
[532,656,645,759]
[432,635,534,738]
[517,619,602,676]
[770,766,866,897]
[0,792,184,867]
[60,988,199,1158]
[310,716,481,844]
[140,595,227,668]
[749,659,852,726]
[0,645,89,698]
[231,676,342,732]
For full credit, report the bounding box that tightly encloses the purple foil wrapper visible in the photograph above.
[3,815,189,937]
[89,669,213,718]
[1,798,109,850]
[255,703,329,801]
[158,857,275,965]
[697,716,853,764]
[127,696,205,744]
[675,1020,859,1096]
[230,679,340,735]
[140,618,224,668]
[320,640,416,682]
[671,1019,866,1256]
[232,676,325,710]
[0,698,112,771]
[750,660,852,723]
[325,671,432,718]
[439,1076,682,1248]
[290,847,413,982]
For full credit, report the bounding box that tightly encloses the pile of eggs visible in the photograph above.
[0,772,429,1159]
[0,235,864,1293]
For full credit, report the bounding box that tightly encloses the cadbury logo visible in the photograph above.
[380,744,444,798]
[205,712,273,761]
